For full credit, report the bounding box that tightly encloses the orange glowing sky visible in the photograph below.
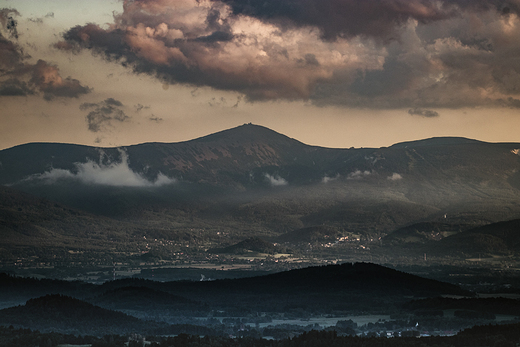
[1,0,520,151]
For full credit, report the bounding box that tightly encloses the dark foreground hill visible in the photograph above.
[89,286,207,314]
[0,263,471,317]
[0,263,505,340]
[0,294,146,335]
[97,262,471,314]
[0,272,96,306]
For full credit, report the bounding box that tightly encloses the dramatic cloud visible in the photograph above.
[26,150,175,187]
[80,98,130,132]
[56,0,520,109]
[222,0,456,41]
[311,6,520,109]
[408,107,440,117]
[223,0,520,40]
[59,0,383,101]
[31,59,91,100]
[0,9,90,100]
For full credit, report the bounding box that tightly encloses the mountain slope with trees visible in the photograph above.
[1,124,520,263]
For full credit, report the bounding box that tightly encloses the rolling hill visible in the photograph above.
[0,294,148,335]
[93,262,471,314]
[432,218,520,257]
[0,262,471,319]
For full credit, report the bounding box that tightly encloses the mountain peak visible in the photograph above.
[190,123,303,146]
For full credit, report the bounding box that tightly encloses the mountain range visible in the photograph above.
[2,124,520,189]
[1,123,520,264]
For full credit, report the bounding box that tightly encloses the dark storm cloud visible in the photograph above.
[56,0,520,109]
[221,0,456,41]
[448,0,520,14]
[0,8,91,100]
[80,98,130,132]
[222,0,520,39]
[0,78,34,96]
[0,32,25,68]
[61,20,321,100]
[496,96,520,108]
[58,1,357,100]
[408,107,440,117]
[104,97,123,107]
[193,30,234,43]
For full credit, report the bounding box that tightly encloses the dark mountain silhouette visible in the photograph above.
[0,124,317,187]
[96,262,470,313]
[0,272,95,305]
[0,262,471,318]
[221,262,469,296]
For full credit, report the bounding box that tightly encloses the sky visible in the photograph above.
[1,0,520,151]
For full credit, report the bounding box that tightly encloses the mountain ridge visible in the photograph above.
[2,124,519,186]
[0,123,323,151]
[5,123,513,151]
[2,124,520,264]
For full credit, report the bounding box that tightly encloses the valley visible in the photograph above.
[1,124,520,344]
